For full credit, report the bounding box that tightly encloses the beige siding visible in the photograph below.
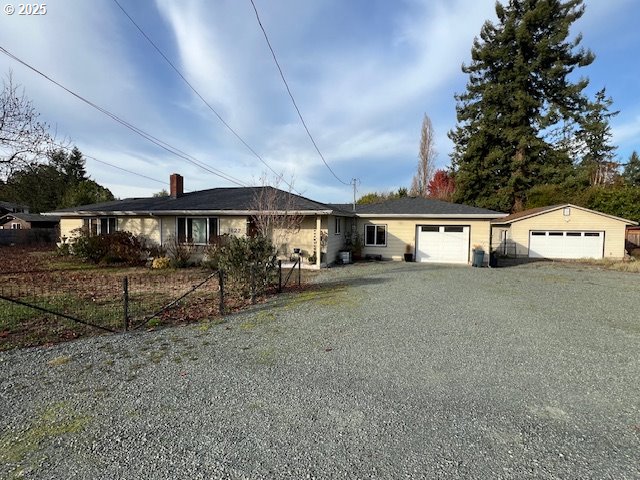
[118,217,161,245]
[325,215,347,264]
[501,208,629,258]
[60,218,84,240]
[357,217,492,263]
[219,216,248,236]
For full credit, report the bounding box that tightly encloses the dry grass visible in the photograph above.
[566,257,640,273]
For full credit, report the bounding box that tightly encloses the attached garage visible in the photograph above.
[492,204,637,259]
[416,225,469,263]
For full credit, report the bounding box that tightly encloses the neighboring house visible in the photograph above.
[491,204,637,259]
[355,197,507,264]
[0,213,59,230]
[45,174,353,268]
[0,213,59,245]
[0,201,29,216]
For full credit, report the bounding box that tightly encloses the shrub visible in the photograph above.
[72,230,148,265]
[152,256,172,269]
[207,235,277,298]
[165,235,195,268]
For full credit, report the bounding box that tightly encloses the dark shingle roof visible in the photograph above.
[355,196,506,216]
[48,187,335,215]
[491,205,562,224]
[0,213,59,223]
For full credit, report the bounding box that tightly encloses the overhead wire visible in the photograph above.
[248,0,351,187]
[0,45,249,188]
[111,0,300,194]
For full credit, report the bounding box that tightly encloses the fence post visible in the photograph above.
[250,263,256,304]
[122,276,129,332]
[298,257,301,287]
[278,260,282,293]
[218,269,225,315]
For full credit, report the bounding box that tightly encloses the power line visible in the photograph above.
[111,0,299,194]
[248,0,351,187]
[0,45,249,188]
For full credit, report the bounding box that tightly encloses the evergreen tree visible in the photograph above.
[623,151,640,186]
[576,88,619,185]
[449,0,594,212]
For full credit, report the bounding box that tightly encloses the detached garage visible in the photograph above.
[492,204,637,259]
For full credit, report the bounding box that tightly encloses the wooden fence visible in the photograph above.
[0,228,57,246]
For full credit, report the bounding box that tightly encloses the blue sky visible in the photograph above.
[1,0,638,203]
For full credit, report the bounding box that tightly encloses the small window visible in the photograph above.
[549,232,563,236]
[365,225,386,246]
[444,226,464,233]
[531,231,546,236]
[11,223,21,230]
[584,232,600,237]
[566,232,581,237]
[100,217,117,235]
[334,217,342,235]
[421,226,439,232]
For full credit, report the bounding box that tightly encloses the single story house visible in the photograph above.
[354,197,506,264]
[491,204,637,259]
[45,174,354,268]
[45,174,636,265]
[0,213,59,230]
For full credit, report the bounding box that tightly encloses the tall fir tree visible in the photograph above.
[576,88,619,185]
[623,151,640,186]
[449,0,594,212]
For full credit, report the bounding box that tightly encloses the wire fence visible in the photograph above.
[0,262,302,351]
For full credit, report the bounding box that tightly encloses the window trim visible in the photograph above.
[85,217,117,235]
[334,216,342,235]
[364,224,387,247]
[176,217,219,245]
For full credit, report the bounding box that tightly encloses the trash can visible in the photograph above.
[489,251,498,268]
[472,249,485,267]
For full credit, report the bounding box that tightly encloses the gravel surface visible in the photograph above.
[1,261,639,479]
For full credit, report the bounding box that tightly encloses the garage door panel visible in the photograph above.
[416,226,469,264]
[529,231,603,259]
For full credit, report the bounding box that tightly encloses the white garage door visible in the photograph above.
[529,231,604,259]
[416,225,469,264]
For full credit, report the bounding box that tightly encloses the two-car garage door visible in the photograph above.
[529,231,604,259]
[416,225,469,264]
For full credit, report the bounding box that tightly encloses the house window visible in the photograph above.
[334,217,342,235]
[84,217,116,235]
[11,223,21,230]
[177,217,219,244]
[365,224,386,246]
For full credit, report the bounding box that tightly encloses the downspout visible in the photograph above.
[316,215,322,268]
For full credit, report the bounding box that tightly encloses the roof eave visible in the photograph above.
[46,209,336,217]
[356,213,507,219]
[491,204,638,225]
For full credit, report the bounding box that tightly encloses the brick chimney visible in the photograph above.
[170,173,183,198]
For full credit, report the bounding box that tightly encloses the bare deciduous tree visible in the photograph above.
[251,174,304,258]
[1,72,54,177]
[409,114,436,197]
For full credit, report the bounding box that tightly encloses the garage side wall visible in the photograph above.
[357,218,492,263]
[506,209,628,258]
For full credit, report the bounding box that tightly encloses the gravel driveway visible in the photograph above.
[1,261,639,479]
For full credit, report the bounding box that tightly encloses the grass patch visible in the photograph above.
[0,402,91,475]
[47,355,72,367]
[284,284,358,309]
[562,258,640,273]
[240,311,277,331]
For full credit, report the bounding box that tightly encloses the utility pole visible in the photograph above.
[352,178,358,212]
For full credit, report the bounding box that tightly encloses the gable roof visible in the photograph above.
[0,200,29,212]
[45,187,340,216]
[492,204,638,225]
[355,196,507,218]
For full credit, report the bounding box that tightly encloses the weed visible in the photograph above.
[240,311,276,331]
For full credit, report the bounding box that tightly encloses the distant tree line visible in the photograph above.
[0,72,114,212]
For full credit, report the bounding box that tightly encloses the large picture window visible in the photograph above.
[177,217,219,244]
[365,224,386,246]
